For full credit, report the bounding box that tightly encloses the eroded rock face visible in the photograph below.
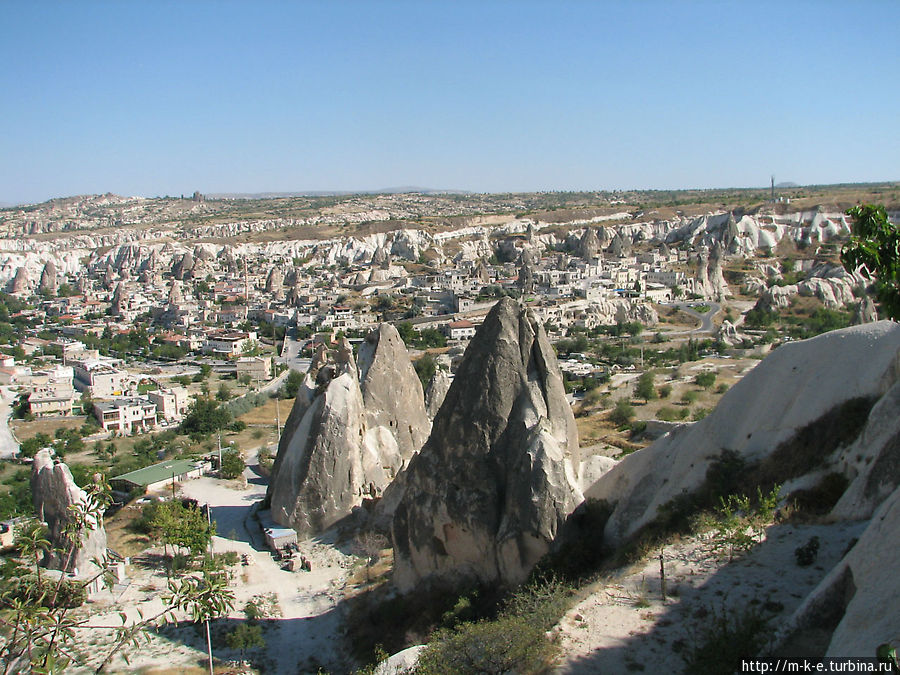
[392,297,581,591]
[586,321,900,546]
[357,324,431,465]
[267,327,430,537]
[39,261,57,295]
[10,266,29,294]
[424,369,452,419]
[31,450,107,576]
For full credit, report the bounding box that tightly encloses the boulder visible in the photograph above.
[392,297,581,591]
[31,450,107,576]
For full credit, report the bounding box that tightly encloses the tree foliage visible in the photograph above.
[841,204,900,320]
[180,398,232,436]
[220,449,245,480]
[149,500,215,557]
[634,371,656,403]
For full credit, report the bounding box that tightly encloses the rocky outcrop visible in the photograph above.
[852,295,877,325]
[357,324,431,465]
[579,227,600,260]
[774,483,900,657]
[391,297,582,591]
[586,321,900,546]
[265,266,283,294]
[424,369,452,419]
[10,266,29,294]
[582,299,659,327]
[267,328,430,537]
[31,450,107,576]
[38,261,57,295]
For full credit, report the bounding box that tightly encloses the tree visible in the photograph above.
[281,369,304,398]
[150,500,215,559]
[841,204,900,320]
[609,398,635,427]
[216,382,232,401]
[694,371,717,388]
[413,353,437,389]
[16,520,51,587]
[224,622,265,659]
[180,398,232,436]
[220,449,245,480]
[634,371,656,403]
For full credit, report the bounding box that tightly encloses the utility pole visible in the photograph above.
[217,431,222,474]
[275,397,281,441]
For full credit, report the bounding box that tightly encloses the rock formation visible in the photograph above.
[267,327,430,537]
[265,266,283,294]
[391,297,582,591]
[357,324,431,465]
[31,450,107,576]
[38,261,57,295]
[172,251,194,280]
[586,321,900,546]
[608,232,630,258]
[10,266,29,294]
[424,369,452,419]
[579,227,600,260]
[852,295,877,324]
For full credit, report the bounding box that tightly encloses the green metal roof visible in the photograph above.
[112,459,202,487]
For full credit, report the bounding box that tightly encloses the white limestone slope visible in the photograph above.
[586,321,900,545]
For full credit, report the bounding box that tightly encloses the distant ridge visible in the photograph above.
[207,187,471,199]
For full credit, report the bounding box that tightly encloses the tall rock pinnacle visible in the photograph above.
[392,297,581,591]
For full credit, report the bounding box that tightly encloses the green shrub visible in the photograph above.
[683,603,774,674]
[609,398,635,427]
[657,406,680,422]
[694,371,716,388]
[416,614,555,675]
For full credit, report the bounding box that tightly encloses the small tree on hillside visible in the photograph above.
[634,371,657,403]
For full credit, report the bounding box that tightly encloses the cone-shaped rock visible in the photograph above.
[39,262,58,295]
[10,267,29,295]
[579,227,600,260]
[392,297,581,591]
[268,328,430,537]
[31,450,107,576]
[357,324,430,464]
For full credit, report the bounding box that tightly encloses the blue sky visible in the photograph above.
[2,1,898,204]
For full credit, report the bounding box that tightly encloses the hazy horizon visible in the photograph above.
[2,1,898,205]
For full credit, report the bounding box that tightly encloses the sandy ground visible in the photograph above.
[72,451,358,674]
[553,519,867,674]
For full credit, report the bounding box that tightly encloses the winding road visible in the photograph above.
[660,301,721,336]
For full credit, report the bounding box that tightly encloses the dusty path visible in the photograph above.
[79,453,356,673]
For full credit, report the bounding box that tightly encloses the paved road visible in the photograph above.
[277,330,310,373]
[660,301,721,335]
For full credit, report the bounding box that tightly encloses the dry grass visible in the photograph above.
[236,396,294,426]
[10,416,86,441]
[105,504,153,559]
